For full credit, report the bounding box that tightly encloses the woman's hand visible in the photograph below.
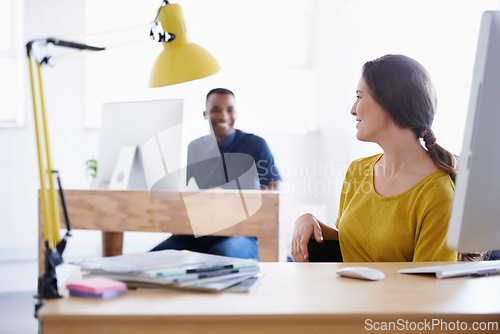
[291,213,323,262]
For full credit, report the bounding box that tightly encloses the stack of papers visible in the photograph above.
[71,250,261,292]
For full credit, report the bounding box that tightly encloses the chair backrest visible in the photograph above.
[307,239,343,262]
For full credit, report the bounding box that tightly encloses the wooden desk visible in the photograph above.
[38,262,500,334]
[39,190,280,273]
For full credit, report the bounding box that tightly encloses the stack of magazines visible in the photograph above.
[71,250,261,292]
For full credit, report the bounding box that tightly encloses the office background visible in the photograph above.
[1,0,498,293]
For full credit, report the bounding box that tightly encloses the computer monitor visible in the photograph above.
[447,10,500,253]
[96,99,183,190]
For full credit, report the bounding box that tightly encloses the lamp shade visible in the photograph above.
[149,3,221,87]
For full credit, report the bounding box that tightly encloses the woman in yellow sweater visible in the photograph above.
[291,54,458,262]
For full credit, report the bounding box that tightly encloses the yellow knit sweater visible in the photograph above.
[335,154,457,262]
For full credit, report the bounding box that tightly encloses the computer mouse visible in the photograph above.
[336,267,385,281]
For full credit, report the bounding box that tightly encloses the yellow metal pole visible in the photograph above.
[28,54,60,249]
[36,62,61,246]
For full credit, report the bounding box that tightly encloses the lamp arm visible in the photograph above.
[26,38,103,252]
[46,38,106,52]
[27,38,105,65]
[27,50,61,250]
[27,38,104,306]
[28,50,64,310]
[53,170,71,232]
[53,170,72,257]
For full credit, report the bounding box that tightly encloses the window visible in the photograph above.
[0,0,24,127]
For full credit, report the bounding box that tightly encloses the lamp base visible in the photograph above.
[34,269,62,317]
[34,246,63,319]
[37,270,62,299]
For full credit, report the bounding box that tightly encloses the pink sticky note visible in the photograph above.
[67,277,127,294]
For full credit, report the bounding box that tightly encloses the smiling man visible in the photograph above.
[151,88,282,259]
[186,88,282,190]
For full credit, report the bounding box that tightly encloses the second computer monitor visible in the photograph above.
[447,10,500,253]
[96,99,183,190]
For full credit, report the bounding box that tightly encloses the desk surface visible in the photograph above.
[39,262,500,334]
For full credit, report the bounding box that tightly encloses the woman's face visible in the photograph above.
[350,77,393,143]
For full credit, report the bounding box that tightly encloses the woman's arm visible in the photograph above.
[291,213,338,262]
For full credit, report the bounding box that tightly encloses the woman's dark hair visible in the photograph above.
[362,54,458,182]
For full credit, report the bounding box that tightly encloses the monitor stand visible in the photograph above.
[109,145,146,190]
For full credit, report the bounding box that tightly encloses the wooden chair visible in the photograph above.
[38,189,279,274]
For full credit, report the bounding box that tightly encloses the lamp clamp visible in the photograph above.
[26,39,54,66]
[150,20,175,43]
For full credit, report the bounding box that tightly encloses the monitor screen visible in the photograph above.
[96,99,183,190]
[447,10,500,253]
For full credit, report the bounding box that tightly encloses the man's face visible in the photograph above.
[204,93,237,141]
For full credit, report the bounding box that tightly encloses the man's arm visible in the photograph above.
[254,137,282,188]
[261,180,281,191]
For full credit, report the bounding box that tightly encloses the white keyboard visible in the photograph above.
[398,260,500,279]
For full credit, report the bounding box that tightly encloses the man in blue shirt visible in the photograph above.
[151,88,281,259]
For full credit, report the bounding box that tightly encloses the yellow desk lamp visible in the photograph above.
[28,0,220,307]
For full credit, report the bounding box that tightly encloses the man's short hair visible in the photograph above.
[206,88,235,102]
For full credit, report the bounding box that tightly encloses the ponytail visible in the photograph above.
[422,131,481,262]
[421,129,458,183]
